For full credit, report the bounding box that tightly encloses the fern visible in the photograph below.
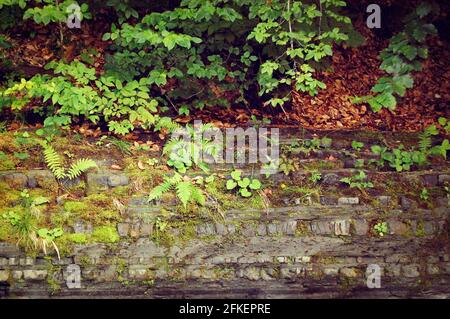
[148,176,175,202]
[419,132,432,152]
[190,184,206,206]
[41,142,97,180]
[148,173,205,208]
[176,181,193,208]
[42,143,66,179]
[66,159,98,180]
[419,124,438,152]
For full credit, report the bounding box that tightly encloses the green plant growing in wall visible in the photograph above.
[278,156,299,176]
[283,137,332,156]
[2,189,63,259]
[340,170,373,191]
[371,145,427,172]
[351,140,364,152]
[163,123,221,174]
[41,141,97,180]
[309,171,322,183]
[33,227,63,260]
[226,170,261,198]
[373,222,389,237]
[2,210,34,245]
[148,172,205,208]
[419,188,429,201]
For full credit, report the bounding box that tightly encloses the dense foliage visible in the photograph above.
[0,0,445,134]
[0,0,357,134]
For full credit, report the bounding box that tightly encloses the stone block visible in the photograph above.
[0,270,10,281]
[117,223,130,237]
[108,174,129,187]
[402,264,420,278]
[321,173,341,186]
[340,267,359,278]
[333,220,351,236]
[0,172,28,189]
[338,197,359,205]
[438,174,450,186]
[26,170,58,191]
[23,270,47,280]
[388,220,409,235]
[353,219,369,236]
[422,174,438,187]
[310,221,332,235]
[320,196,338,205]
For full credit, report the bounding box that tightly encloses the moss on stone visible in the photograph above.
[0,183,21,207]
[0,155,16,170]
[63,194,121,226]
[64,201,89,214]
[205,179,265,210]
[66,233,88,244]
[415,221,426,237]
[92,226,120,243]
[0,219,12,241]
[295,221,311,237]
[111,185,130,197]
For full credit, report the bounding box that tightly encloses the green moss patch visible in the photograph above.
[92,226,120,243]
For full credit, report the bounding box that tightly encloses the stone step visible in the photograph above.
[1,237,449,292]
[1,165,449,191]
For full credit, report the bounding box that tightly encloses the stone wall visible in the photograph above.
[0,130,449,298]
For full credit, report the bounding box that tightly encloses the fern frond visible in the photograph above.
[175,181,205,208]
[191,185,206,206]
[419,132,432,152]
[169,172,183,184]
[148,177,174,202]
[66,159,97,180]
[176,181,193,208]
[163,138,184,156]
[42,143,66,179]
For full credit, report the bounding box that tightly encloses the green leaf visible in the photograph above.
[240,188,252,198]
[238,177,250,188]
[226,179,237,190]
[231,170,241,181]
[249,179,261,190]
[376,92,397,110]
[176,181,192,208]
[371,145,382,154]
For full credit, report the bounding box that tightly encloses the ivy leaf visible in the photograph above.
[226,179,237,190]
[240,188,252,198]
[231,170,241,181]
[238,177,250,188]
[249,179,261,190]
